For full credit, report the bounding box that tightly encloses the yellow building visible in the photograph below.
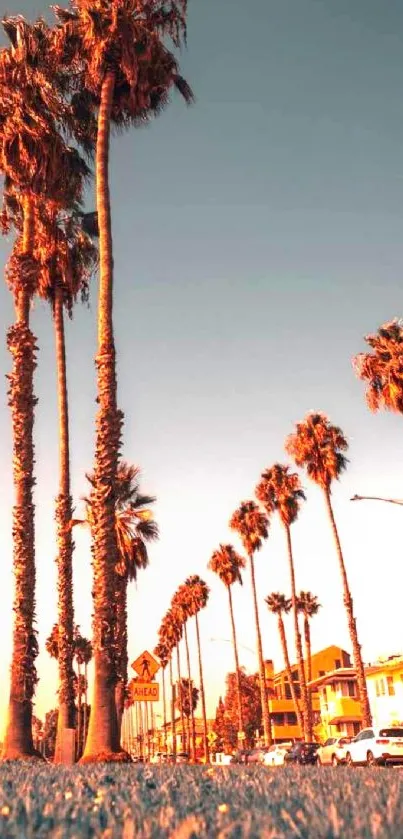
[366,655,403,728]
[308,667,362,739]
[267,645,353,742]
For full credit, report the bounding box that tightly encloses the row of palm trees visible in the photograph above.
[1,0,191,762]
[205,412,372,744]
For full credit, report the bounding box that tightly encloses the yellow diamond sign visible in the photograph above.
[131,650,160,681]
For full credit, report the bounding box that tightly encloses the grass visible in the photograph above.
[0,764,401,838]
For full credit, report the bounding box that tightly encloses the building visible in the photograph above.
[366,655,403,728]
[267,645,353,742]
[308,668,362,739]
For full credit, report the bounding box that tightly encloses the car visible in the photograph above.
[263,743,292,767]
[245,747,268,765]
[211,752,235,765]
[344,727,403,767]
[316,736,352,766]
[283,742,320,765]
[175,752,190,764]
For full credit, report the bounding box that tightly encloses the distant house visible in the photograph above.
[366,655,403,728]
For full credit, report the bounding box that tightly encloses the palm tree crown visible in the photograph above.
[229,500,269,555]
[208,544,246,587]
[256,464,305,525]
[297,591,321,619]
[353,319,403,414]
[285,413,348,491]
[265,593,292,616]
[183,575,209,614]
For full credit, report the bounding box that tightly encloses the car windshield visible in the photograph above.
[379,728,403,738]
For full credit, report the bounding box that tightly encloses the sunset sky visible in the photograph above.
[1,0,403,736]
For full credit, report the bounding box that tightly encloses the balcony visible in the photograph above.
[323,696,362,723]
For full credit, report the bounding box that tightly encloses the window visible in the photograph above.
[272,713,285,726]
[387,677,395,697]
[285,684,292,700]
[319,670,325,677]
[335,659,341,669]
[347,681,357,697]
[379,728,403,738]
[375,680,380,698]
[286,713,297,726]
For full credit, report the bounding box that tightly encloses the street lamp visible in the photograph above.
[350,494,403,506]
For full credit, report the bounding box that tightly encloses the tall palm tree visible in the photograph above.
[169,601,187,752]
[256,464,311,740]
[265,593,303,734]
[285,412,372,727]
[297,591,321,685]
[183,575,209,762]
[36,207,97,756]
[296,591,321,736]
[208,544,246,739]
[172,586,197,760]
[153,641,169,753]
[74,462,158,737]
[52,0,193,762]
[0,16,89,761]
[353,319,403,414]
[230,501,271,747]
[159,610,182,758]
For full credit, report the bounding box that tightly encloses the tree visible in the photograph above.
[212,697,226,753]
[297,591,321,685]
[222,671,262,750]
[0,15,88,761]
[169,602,187,752]
[286,412,372,727]
[37,207,97,756]
[265,592,303,734]
[74,631,93,757]
[230,500,271,747]
[158,609,182,758]
[208,544,246,739]
[175,679,198,720]
[52,0,193,762]
[43,710,58,760]
[183,575,210,762]
[353,319,403,414]
[153,642,169,753]
[172,586,197,760]
[256,464,311,740]
[73,463,158,738]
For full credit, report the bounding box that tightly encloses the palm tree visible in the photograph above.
[52,0,193,762]
[208,544,246,739]
[183,575,210,762]
[296,591,321,736]
[265,593,303,734]
[0,16,89,761]
[230,501,271,747]
[74,463,158,737]
[256,464,311,740]
[286,412,372,727]
[153,642,169,753]
[76,635,92,752]
[36,207,97,756]
[172,586,197,760]
[297,592,321,685]
[169,602,187,752]
[353,319,403,413]
[159,610,182,758]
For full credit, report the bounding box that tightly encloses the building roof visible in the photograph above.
[308,668,357,689]
[366,655,403,676]
[274,646,351,682]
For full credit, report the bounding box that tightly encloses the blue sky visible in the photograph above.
[1,0,403,731]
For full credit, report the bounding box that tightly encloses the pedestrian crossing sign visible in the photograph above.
[131,650,160,681]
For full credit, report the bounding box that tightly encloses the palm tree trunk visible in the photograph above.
[53,285,76,761]
[303,614,313,736]
[83,662,88,752]
[176,646,186,753]
[324,489,372,727]
[184,623,196,761]
[82,68,124,762]
[277,614,304,734]
[76,661,82,760]
[2,196,39,760]
[114,575,128,740]
[249,553,272,747]
[284,524,311,740]
[227,585,244,736]
[169,657,176,758]
[162,666,167,753]
[195,612,209,763]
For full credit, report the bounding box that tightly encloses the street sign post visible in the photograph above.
[131,650,160,681]
[130,680,160,702]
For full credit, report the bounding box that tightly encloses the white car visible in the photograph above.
[345,727,403,767]
[316,736,352,766]
[263,743,292,767]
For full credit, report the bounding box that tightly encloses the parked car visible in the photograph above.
[211,752,235,765]
[284,742,320,765]
[175,752,190,764]
[263,743,293,767]
[245,747,268,765]
[316,736,352,766]
[344,727,403,767]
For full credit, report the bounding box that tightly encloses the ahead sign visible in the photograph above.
[130,681,160,702]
